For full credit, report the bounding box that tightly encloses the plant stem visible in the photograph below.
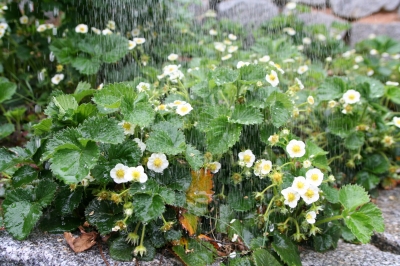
[261,184,276,195]
[314,215,343,226]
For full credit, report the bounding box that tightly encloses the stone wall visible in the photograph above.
[193,0,400,46]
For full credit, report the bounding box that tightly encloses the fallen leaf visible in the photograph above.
[64,226,98,253]
[186,169,214,205]
[179,212,198,236]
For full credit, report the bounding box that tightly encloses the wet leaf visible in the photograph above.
[343,212,374,244]
[85,199,124,235]
[121,100,155,128]
[39,215,81,234]
[79,116,125,144]
[185,145,204,171]
[358,203,384,233]
[206,116,242,155]
[32,118,52,136]
[230,105,263,125]
[186,169,214,207]
[64,227,98,253]
[34,180,57,208]
[212,67,239,86]
[364,153,389,174]
[12,166,38,188]
[272,233,301,266]
[172,238,216,266]
[320,184,339,204]
[317,77,346,101]
[179,212,198,236]
[344,131,365,150]
[54,186,84,215]
[266,92,293,128]
[339,185,370,211]
[146,122,186,155]
[0,78,17,103]
[355,171,380,191]
[73,82,95,103]
[109,236,133,261]
[0,123,14,139]
[133,194,165,223]
[253,248,281,266]
[3,201,42,240]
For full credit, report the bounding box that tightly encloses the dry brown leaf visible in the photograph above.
[186,169,214,205]
[64,226,98,253]
[179,212,198,236]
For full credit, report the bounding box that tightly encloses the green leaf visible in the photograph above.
[54,186,84,215]
[79,116,125,144]
[121,100,155,128]
[71,57,101,75]
[304,140,328,157]
[317,77,346,101]
[185,145,204,170]
[32,118,52,136]
[341,224,357,242]
[74,81,95,102]
[3,188,34,206]
[253,248,281,266]
[344,131,364,150]
[133,194,165,223]
[328,116,355,138]
[3,201,42,240]
[105,140,142,166]
[320,184,339,204]
[230,257,252,266]
[34,180,57,208]
[212,67,239,86]
[109,236,133,261]
[343,212,374,244]
[74,103,98,122]
[386,85,400,104]
[146,122,186,155]
[53,94,79,116]
[216,204,233,234]
[230,105,263,125]
[164,230,182,241]
[355,76,384,98]
[358,203,385,233]
[0,79,17,103]
[39,215,81,234]
[12,166,38,188]
[240,64,266,82]
[355,171,380,191]
[99,34,129,63]
[0,123,14,139]
[50,141,100,184]
[266,92,293,128]
[43,128,82,160]
[227,190,255,212]
[158,187,175,205]
[172,239,216,266]
[85,199,124,235]
[272,233,301,266]
[364,153,389,174]
[206,116,242,155]
[339,185,370,211]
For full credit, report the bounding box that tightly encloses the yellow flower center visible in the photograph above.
[263,164,271,171]
[180,106,188,113]
[209,164,217,171]
[348,94,355,100]
[292,145,301,153]
[116,169,125,179]
[243,154,252,163]
[123,122,131,131]
[132,170,141,180]
[153,158,163,168]
[158,104,166,110]
[296,182,304,189]
[80,26,85,31]
[271,172,283,183]
[311,174,319,181]
[306,213,312,220]
[304,188,315,198]
[287,192,296,202]
[269,74,276,81]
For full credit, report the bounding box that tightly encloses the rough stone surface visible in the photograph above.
[217,0,279,28]
[0,230,183,266]
[371,187,400,254]
[301,240,400,266]
[297,11,347,28]
[330,0,400,19]
[350,22,400,46]
[297,0,327,7]
[187,0,210,19]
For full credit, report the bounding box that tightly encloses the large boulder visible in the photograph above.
[297,0,327,7]
[297,11,346,28]
[330,0,400,19]
[350,22,400,46]
[217,0,279,28]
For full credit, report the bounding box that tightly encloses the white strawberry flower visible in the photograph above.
[110,163,130,183]
[281,187,300,208]
[75,24,88,33]
[20,15,28,24]
[254,159,272,177]
[209,29,217,36]
[51,74,64,85]
[37,24,47,32]
[176,102,193,116]
[133,138,146,153]
[306,211,316,224]
[133,37,146,44]
[301,185,320,205]
[238,150,256,168]
[102,28,112,35]
[228,34,237,41]
[136,82,150,92]
[228,45,238,53]
[266,70,279,87]
[295,78,304,90]
[292,176,309,195]
[118,120,135,135]
[208,162,221,174]
[297,65,309,75]
[237,61,250,69]
[303,160,312,169]
[286,139,306,158]
[393,117,400,128]
[91,27,101,35]
[128,40,137,50]
[386,81,399,86]
[127,166,148,183]
[147,153,169,173]
[107,20,115,30]
[305,168,324,187]
[259,55,270,63]
[307,96,314,105]
[168,53,179,61]
[342,89,361,104]
[131,28,140,36]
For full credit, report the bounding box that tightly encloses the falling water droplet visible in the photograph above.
[269,224,274,232]
[47,36,51,43]
[289,208,294,213]
[35,138,41,147]
[45,161,50,170]
[52,27,57,36]
[34,105,41,113]
[49,52,55,62]
[29,2,34,12]
[38,71,44,82]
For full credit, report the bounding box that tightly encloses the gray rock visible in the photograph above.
[187,0,210,18]
[297,11,346,28]
[350,22,400,46]
[217,0,279,28]
[301,240,400,266]
[331,0,400,19]
[297,0,327,7]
